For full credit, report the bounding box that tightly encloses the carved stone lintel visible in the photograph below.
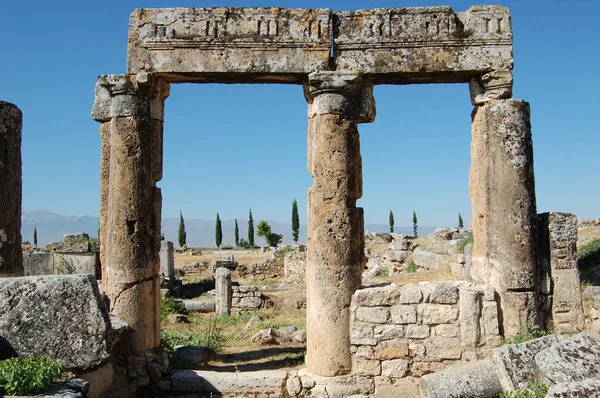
[92,73,170,122]
[306,71,375,123]
[469,69,513,106]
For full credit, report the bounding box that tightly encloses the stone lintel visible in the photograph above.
[92,73,170,122]
[127,7,332,78]
[334,6,513,80]
[306,71,375,123]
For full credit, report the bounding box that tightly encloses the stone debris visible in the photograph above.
[546,378,600,398]
[175,345,215,366]
[420,359,502,398]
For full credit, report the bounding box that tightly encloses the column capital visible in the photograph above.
[305,71,375,123]
[92,73,170,122]
[469,69,513,106]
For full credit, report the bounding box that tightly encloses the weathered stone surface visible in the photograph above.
[305,72,373,376]
[470,98,539,335]
[470,69,513,105]
[170,369,287,395]
[0,274,111,369]
[4,379,90,398]
[175,345,215,366]
[181,299,215,313]
[459,290,481,347]
[413,248,446,271]
[354,284,400,307]
[0,101,23,277]
[215,267,232,315]
[420,359,502,398]
[286,375,302,396]
[334,6,513,82]
[535,332,600,384]
[493,334,559,391]
[127,8,332,80]
[546,378,600,398]
[390,305,417,324]
[160,240,175,280]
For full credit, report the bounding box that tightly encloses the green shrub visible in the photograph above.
[456,233,474,253]
[499,324,547,346]
[499,380,548,398]
[579,238,600,280]
[404,260,417,273]
[373,267,389,278]
[275,246,294,261]
[0,356,64,395]
[160,297,189,321]
[161,317,224,354]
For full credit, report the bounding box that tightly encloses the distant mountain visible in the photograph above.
[21,210,435,247]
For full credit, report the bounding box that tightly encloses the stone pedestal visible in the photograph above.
[469,98,539,335]
[537,212,584,334]
[215,267,232,316]
[0,101,23,277]
[304,72,374,376]
[92,74,169,352]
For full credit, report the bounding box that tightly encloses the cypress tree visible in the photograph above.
[234,219,239,247]
[458,213,464,229]
[215,213,222,248]
[248,209,255,247]
[412,210,418,238]
[33,226,38,247]
[389,210,394,233]
[178,211,187,248]
[292,199,300,243]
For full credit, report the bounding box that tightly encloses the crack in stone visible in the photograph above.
[112,274,159,308]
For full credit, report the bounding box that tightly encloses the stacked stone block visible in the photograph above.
[350,281,501,381]
[284,251,307,282]
[235,259,282,281]
[231,285,264,313]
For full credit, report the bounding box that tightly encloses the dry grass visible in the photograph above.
[174,250,272,270]
[578,227,600,247]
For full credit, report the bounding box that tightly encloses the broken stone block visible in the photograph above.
[0,274,111,370]
[493,334,559,391]
[545,378,600,398]
[420,359,502,398]
[535,332,600,384]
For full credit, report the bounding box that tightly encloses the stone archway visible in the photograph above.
[92,5,538,379]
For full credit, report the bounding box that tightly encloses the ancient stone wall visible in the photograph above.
[284,251,307,282]
[231,285,266,313]
[23,252,99,278]
[0,101,23,277]
[235,259,282,280]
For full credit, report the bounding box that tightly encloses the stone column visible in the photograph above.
[0,101,23,277]
[304,71,375,376]
[537,212,584,334]
[159,241,175,281]
[92,73,169,352]
[469,71,540,335]
[215,267,232,316]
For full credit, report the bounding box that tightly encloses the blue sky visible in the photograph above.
[2,0,598,228]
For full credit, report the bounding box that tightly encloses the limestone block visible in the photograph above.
[354,346,375,359]
[355,307,389,324]
[375,340,409,360]
[373,325,405,340]
[409,362,445,377]
[381,359,409,378]
[409,343,426,360]
[535,332,600,384]
[297,370,374,396]
[492,334,559,391]
[354,284,400,307]
[384,250,409,263]
[127,8,332,80]
[546,378,600,398]
[170,369,288,395]
[469,69,513,105]
[419,359,502,398]
[430,281,459,304]
[0,101,23,277]
[435,324,460,338]
[406,325,430,339]
[334,6,513,81]
[350,322,374,342]
[482,300,500,341]
[182,300,215,313]
[239,296,262,309]
[374,376,419,398]
[175,346,215,366]
[413,248,446,271]
[423,337,462,361]
[420,304,459,324]
[460,290,482,347]
[53,252,97,275]
[397,284,423,304]
[0,274,111,369]
[354,357,381,376]
[390,305,417,324]
[23,252,53,276]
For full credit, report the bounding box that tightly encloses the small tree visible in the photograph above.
[33,226,38,247]
[178,211,187,248]
[248,209,255,248]
[215,213,223,248]
[234,219,239,247]
[389,210,394,233]
[413,210,418,238]
[292,199,300,243]
[257,220,271,245]
[458,213,464,228]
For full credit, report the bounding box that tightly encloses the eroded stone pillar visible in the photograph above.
[215,267,232,316]
[92,73,169,352]
[0,101,23,277]
[469,85,540,335]
[304,71,374,376]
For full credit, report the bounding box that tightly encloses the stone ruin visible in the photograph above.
[0,4,598,398]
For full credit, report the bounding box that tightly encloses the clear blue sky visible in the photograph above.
[2,0,598,228]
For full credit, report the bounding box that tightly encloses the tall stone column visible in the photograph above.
[92,73,169,352]
[304,72,374,376]
[0,101,23,277]
[469,70,540,335]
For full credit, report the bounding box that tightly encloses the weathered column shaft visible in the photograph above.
[215,267,232,316]
[0,101,23,277]
[305,72,374,376]
[92,74,169,352]
[99,122,110,292]
[469,98,539,335]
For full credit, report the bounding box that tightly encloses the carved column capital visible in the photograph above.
[469,68,513,106]
[92,73,170,122]
[305,71,375,123]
